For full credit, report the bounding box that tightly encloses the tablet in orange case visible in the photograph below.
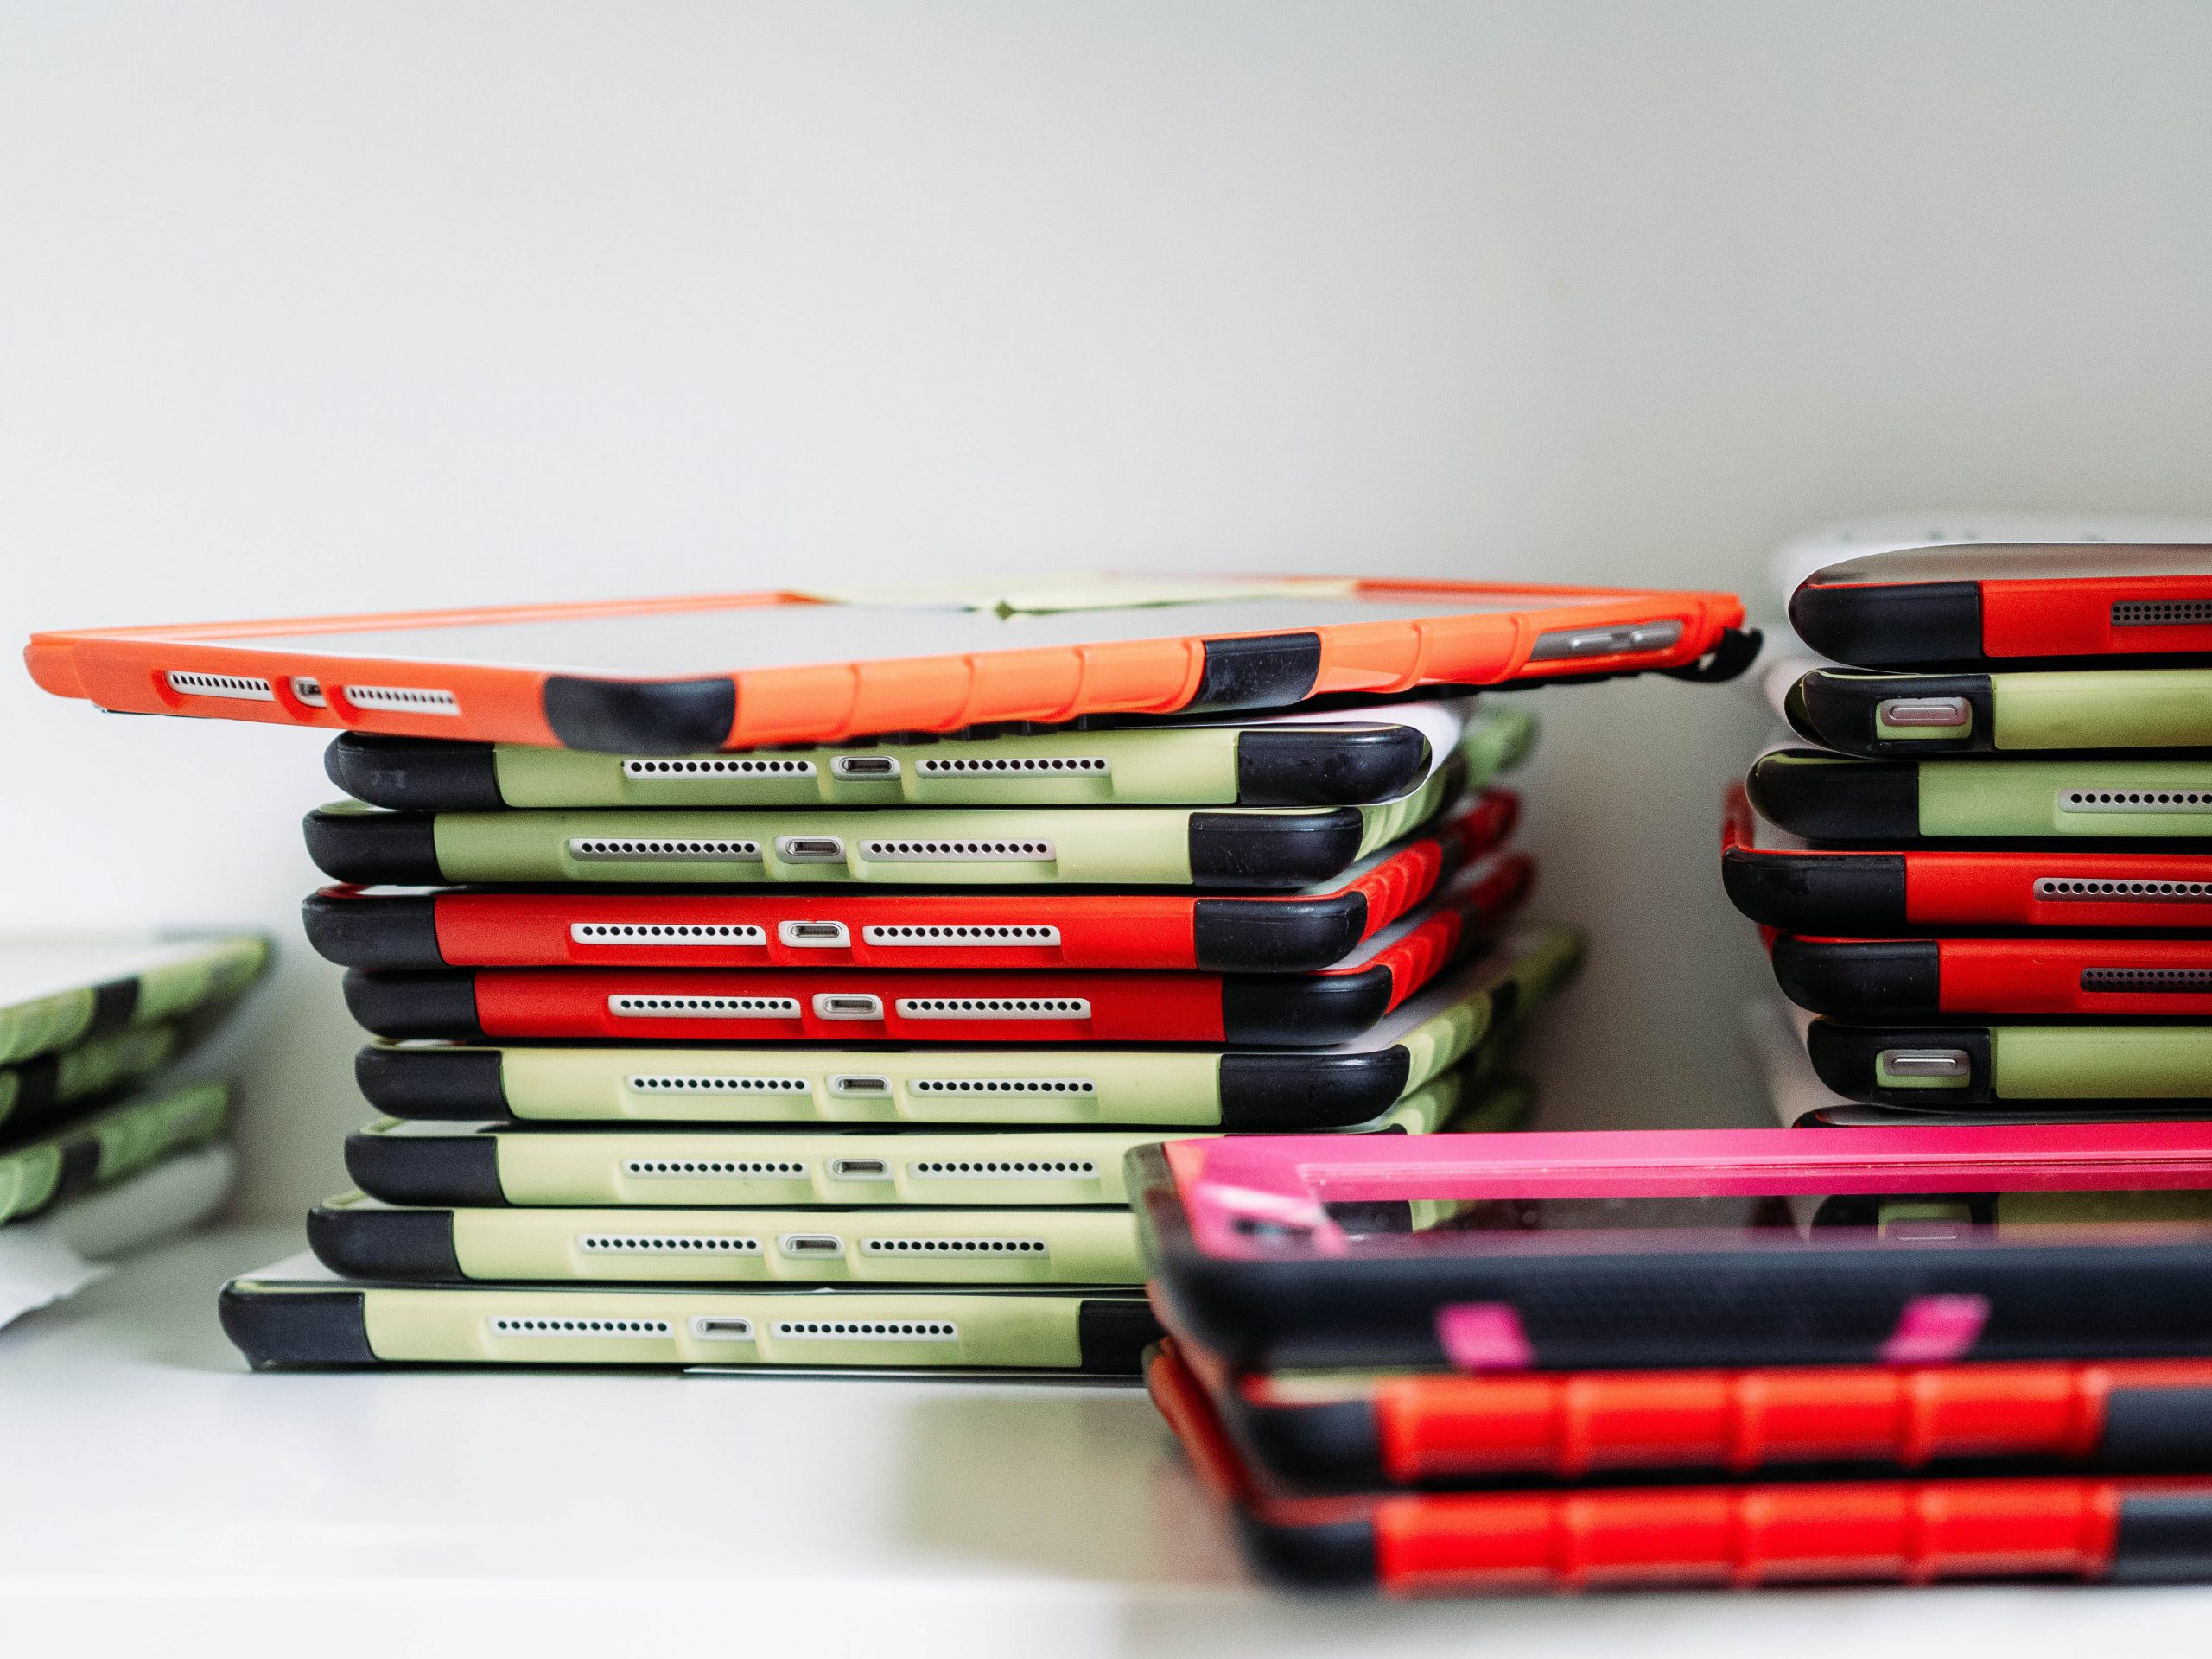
[25,575,1751,753]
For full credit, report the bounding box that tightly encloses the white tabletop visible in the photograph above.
[3,1224,2208,1657]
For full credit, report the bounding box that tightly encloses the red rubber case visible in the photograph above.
[24,577,1751,753]
[1773,932,2212,1019]
[1192,1340,2212,1492]
[1146,1340,2212,1592]
[1789,544,2212,670]
[1720,785,2212,933]
[302,792,1521,975]
[339,881,1514,1047]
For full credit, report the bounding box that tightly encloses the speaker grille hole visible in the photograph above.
[345,684,459,715]
[2037,876,2212,902]
[624,1158,805,1177]
[912,1158,1098,1179]
[2082,968,2212,994]
[167,671,272,702]
[571,837,763,861]
[910,1077,1095,1096]
[488,1315,671,1338]
[772,1319,957,1341]
[622,757,815,777]
[916,756,1109,775]
[2060,788,2212,813]
[895,997,1090,1020]
[862,1236,1048,1255]
[861,925,1061,946]
[2114,600,2212,626]
[627,1074,809,1094]
[610,995,800,1019]
[573,922,767,944]
[861,839,1055,861]
[578,1233,762,1255]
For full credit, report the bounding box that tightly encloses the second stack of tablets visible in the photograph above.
[270,699,1576,1375]
[1726,540,2212,1124]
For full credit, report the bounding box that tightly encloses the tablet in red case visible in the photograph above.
[1146,1339,2212,1592]
[340,880,1513,1047]
[26,575,1752,753]
[1790,545,2212,670]
[1720,784,2212,933]
[1773,933,2212,1019]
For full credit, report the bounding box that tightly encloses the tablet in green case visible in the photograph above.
[0,1022,180,1137]
[1749,748,2212,842]
[221,1261,1160,1372]
[308,1067,1536,1288]
[302,747,1470,892]
[1787,666,2212,758]
[0,935,269,1067]
[1808,1019,2212,1109]
[353,922,1580,1129]
[324,701,1532,810]
[0,1080,232,1227]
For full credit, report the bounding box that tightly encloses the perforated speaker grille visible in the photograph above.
[916,756,1109,775]
[2114,600,2212,626]
[909,1077,1096,1096]
[2082,967,2212,994]
[345,684,459,714]
[578,1233,762,1255]
[860,839,1055,861]
[2059,788,2212,813]
[624,1157,805,1177]
[573,922,767,944]
[772,1319,957,1341]
[861,925,1062,946]
[895,997,1090,1020]
[627,1074,810,1095]
[2037,876,2212,902]
[862,1236,1048,1256]
[167,671,273,701]
[622,757,816,778]
[571,837,764,861]
[911,1157,1098,1179]
[610,995,800,1019]
[488,1315,671,1338]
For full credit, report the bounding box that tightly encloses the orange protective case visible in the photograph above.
[25,579,1751,753]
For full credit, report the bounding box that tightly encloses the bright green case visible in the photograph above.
[0,935,269,1066]
[362,923,1579,1126]
[1993,1026,2212,1100]
[0,1079,232,1226]
[1920,759,2212,838]
[228,1277,1147,1369]
[477,705,1529,808]
[321,727,1474,887]
[0,1023,180,1133]
[318,1066,1536,1287]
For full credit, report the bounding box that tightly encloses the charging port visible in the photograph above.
[779,919,851,948]
[815,993,884,1020]
[829,1158,893,1181]
[690,1317,755,1341]
[829,1074,891,1096]
[832,755,901,779]
[778,836,846,861]
[779,1234,843,1256]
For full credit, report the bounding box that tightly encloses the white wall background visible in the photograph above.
[4,1,2211,1217]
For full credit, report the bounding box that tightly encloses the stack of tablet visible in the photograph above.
[246,693,1586,1375]
[0,934,268,1326]
[1135,1122,2212,1592]
[1724,543,2212,1126]
[20,570,1756,1371]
